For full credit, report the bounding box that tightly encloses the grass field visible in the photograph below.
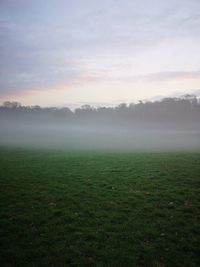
[0,148,199,267]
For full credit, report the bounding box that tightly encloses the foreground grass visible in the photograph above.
[0,148,199,267]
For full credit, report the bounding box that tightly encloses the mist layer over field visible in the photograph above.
[0,121,200,151]
[0,97,200,151]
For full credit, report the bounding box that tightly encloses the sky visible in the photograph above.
[0,0,200,107]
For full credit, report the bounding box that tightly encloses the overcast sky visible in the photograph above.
[0,0,200,106]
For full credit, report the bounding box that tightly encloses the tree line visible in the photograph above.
[0,94,200,129]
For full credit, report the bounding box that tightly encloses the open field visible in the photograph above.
[0,148,200,267]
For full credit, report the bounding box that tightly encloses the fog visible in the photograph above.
[0,96,200,151]
[0,121,199,152]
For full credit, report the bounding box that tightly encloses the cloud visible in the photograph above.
[0,0,200,102]
[135,71,200,82]
[78,70,200,84]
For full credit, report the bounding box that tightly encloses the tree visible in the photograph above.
[3,101,21,108]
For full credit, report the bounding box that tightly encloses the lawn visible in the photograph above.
[0,148,199,266]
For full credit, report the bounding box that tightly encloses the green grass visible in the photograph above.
[0,148,200,267]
